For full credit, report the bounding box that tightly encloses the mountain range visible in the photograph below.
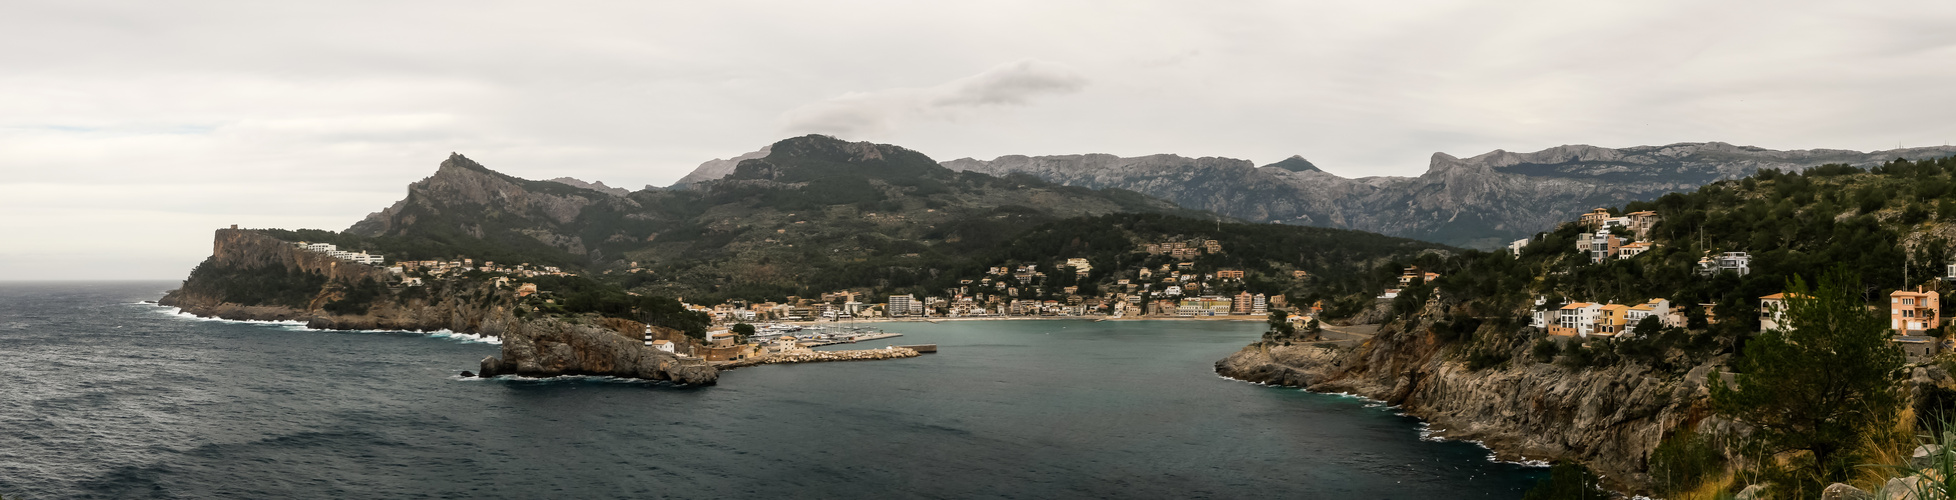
[933,143,1956,248]
[334,134,1439,303]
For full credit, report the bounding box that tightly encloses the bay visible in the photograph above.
[0,281,1544,498]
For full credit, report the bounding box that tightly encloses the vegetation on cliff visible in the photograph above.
[179,258,329,309]
[167,229,708,339]
[1219,155,1956,498]
[1369,156,1956,374]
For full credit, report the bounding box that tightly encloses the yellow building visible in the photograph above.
[1593,304,1630,337]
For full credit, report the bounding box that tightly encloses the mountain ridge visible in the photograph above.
[939,142,1956,248]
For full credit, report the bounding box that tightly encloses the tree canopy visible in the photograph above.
[1711,268,1904,484]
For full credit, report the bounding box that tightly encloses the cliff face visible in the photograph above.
[479,319,718,385]
[944,143,1956,249]
[1216,299,1717,492]
[209,228,388,284]
[159,228,519,335]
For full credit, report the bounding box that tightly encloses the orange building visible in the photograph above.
[1892,287,1941,333]
[1579,208,1612,228]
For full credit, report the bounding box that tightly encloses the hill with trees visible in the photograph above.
[314,135,1450,306]
[1220,155,1956,498]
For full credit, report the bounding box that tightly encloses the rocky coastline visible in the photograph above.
[1216,301,1719,493]
[477,318,718,385]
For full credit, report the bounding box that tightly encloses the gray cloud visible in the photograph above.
[2,1,1954,279]
[780,60,1087,137]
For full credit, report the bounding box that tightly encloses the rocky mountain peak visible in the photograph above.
[725,135,949,183]
[347,153,607,241]
[671,145,772,189]
[765,134,937,167]
[1261,155,1321,172]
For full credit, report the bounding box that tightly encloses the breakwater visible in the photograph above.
[720,347,919,368]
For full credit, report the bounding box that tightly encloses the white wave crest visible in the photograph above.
[146,304,499,344]
[429,330,502,345]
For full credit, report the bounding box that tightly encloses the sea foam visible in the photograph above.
[147,304,500,344]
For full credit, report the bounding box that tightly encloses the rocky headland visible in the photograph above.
[160,228,718,385]
[1216,298,1720,492]
[159,228,521,335]
[477,318,718,385]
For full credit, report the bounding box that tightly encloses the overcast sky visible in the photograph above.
[4,0,1955,280]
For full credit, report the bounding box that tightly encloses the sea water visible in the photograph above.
[0,281,1545,498]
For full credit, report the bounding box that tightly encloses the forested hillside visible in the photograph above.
[1234,155,1956,498]
[310,135,1451,306]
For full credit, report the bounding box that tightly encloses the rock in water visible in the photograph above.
[489,319,716,385]
[460,371,475,378]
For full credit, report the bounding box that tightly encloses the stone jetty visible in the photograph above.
[720,347,919,369]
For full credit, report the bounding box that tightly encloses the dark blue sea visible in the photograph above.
[0,281,1546,499]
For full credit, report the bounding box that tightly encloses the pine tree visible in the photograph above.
[1711,267,1904,482]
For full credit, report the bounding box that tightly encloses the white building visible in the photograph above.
[1697,252,1751,276]
[1529,297,1553,328]
[1624,298,1672,336]
[1760,293,1790,332]
[1558,303,1603,337]
[1065,258,1092,276]
[888,294,921,317]
[1616,243,1652,260]
[306,243,337,253]
[1251,293,1268,315]
[1509,238,1529,257]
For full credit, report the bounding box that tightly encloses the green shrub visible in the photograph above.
[1522,462,1609,500]
[1465,348,1509,370]
[1650,429,1724,495]
[1533,339,1560,361]
[323,277,388,315]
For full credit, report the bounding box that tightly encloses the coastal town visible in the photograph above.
[287,236,1304,326]
[1502,207,1954,365]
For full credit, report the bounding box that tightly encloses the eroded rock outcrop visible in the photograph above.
[478,319,717,385]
